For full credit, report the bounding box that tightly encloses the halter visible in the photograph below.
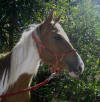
[32,32,76,74]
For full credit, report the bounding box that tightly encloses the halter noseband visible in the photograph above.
[32,32,76,74]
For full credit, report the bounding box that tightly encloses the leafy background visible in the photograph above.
[0,0,100,102]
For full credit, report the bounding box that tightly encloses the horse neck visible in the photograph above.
[9,29,41,85]
[0,27,41,96]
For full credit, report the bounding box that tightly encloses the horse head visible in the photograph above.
[36,10,84,78]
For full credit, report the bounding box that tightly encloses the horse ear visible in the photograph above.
[45,10,54,24]
[54,15,61,25]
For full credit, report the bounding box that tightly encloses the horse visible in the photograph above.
[0,11,84,102]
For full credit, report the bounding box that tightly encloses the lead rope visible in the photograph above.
[0,73,56,98]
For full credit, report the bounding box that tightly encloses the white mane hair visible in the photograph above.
[0,24,41,96]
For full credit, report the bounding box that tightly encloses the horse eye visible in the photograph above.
[54,35,62,40]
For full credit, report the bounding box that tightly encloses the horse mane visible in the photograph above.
[0,52,11,80]
[0,24,41,95]
[0,52,11,95]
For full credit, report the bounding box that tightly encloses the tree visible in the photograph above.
[31,0,100,102]
[0,0,44,52]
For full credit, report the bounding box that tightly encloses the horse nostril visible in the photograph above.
[78,64,84,74]
[79,66,82,72]
[75,66,82,75]
[75,64,84,75]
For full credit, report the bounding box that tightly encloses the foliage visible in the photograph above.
[0,0,44,52]
[31,0,100,102]
[0,0,100,102]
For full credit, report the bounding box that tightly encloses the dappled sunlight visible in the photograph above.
[0,0,100,102]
